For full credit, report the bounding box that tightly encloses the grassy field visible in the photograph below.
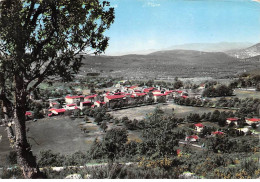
[0,116,143,163]
[108,103,234,120]
[233,89,260,99]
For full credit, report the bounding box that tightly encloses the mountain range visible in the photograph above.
[226,43,260,59]
[81,42,260,79]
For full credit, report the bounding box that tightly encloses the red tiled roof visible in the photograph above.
[187,135,199,139]
[134,90,141,92]
[182,95,188,99]
[144,87,155,92]
[227,118,239,121]
[135,93,147,96]
[91,104,95,108]
[25,111,32,116]
[177,90,183,93]
[85,94,97,99]
[194,123,204,128]
[106,95,125,100]
[247,118,260,122]
[212,131,224,135]
[53,109,66,113]
[95,101,105,104]
[65,95,84,99]
[129,85,138,89]
[67,104,76,107]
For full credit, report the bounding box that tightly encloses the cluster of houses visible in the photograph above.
[185,117,260,142]
[46,85,189,117]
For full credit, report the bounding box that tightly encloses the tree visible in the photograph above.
[0,0,114,178]
[102,128,128,161]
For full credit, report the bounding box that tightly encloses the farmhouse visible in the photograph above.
[194,123,204,132]
[245,118,260,125]
[65,95,84,104]
[226,117,239,125]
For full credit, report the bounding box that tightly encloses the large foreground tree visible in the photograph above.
[0,0,114,178]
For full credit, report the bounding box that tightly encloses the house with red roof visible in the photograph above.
[143,87,155,93]
[49,108,66,116]
[94,101,106,108]
[25,111,33,120]
[65,95,84,104]
[194,123,204,132]
[128,85,138,91]
[185,135,199,142]
[84,94,98,103]
[245,118,260,125]
[104,94,126,108]
[152,90,162,94]
[226,117,239,125]
[153,93,167,102]
[80,101,92,109]
[66,104,78,110]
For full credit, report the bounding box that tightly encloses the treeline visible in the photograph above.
[202,85,233,97]
[174,97,260,118]
[229,74,260,90]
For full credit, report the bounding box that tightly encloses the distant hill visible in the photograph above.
[226,43,260,59]
[80,50,260,79]
[166,42,254,52]
[106,42,254,56]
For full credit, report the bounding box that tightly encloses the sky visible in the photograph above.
[104,0,260,55]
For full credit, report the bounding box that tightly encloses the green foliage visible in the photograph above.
[202,85,233,97]
[102,128,128,161]
[37,150,65,167]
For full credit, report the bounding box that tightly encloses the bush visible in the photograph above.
[38,150,65,167]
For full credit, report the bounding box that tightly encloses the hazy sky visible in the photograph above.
[104,0,260,55]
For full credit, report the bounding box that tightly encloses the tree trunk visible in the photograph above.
[14,76,43,179]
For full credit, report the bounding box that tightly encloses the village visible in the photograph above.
[22,79,260,145]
